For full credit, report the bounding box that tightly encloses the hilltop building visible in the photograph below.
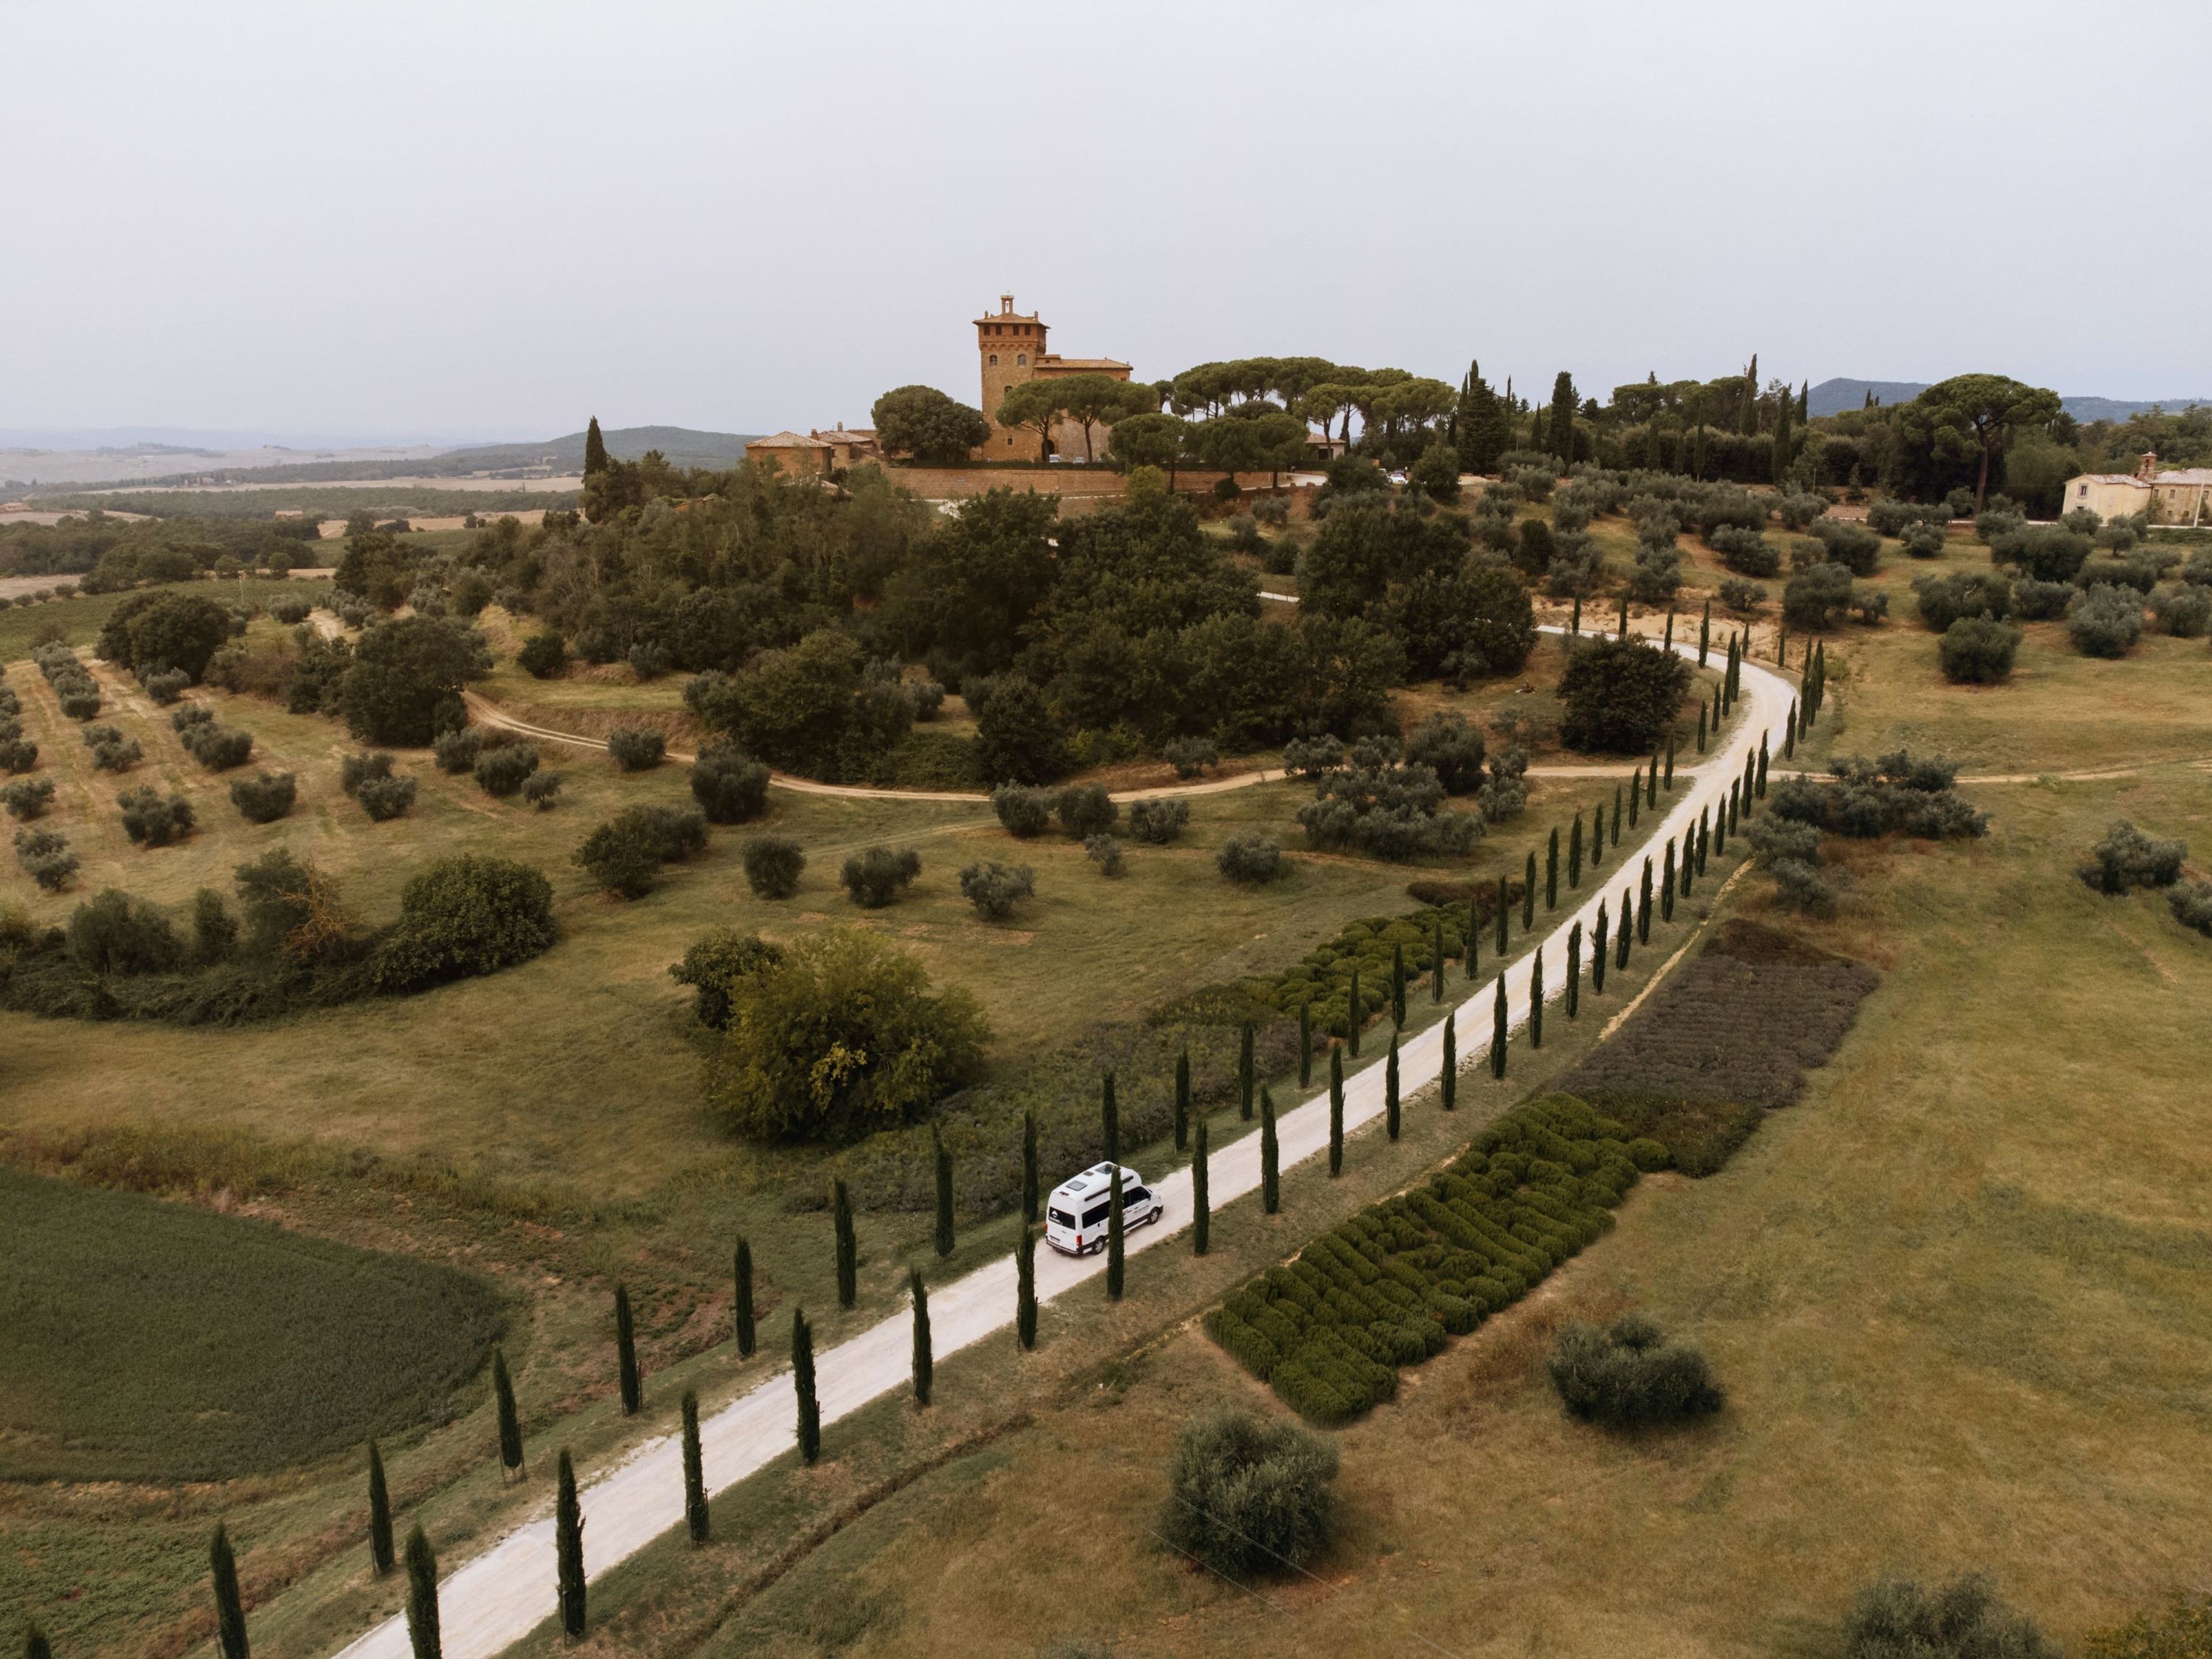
[745,426,880,478]
[2066,450,2212,525]
[974,294,1134,461]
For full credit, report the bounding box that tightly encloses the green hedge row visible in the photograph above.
[1207,1092,1669,1423]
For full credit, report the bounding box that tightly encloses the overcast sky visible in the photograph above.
[6,0,2208,444]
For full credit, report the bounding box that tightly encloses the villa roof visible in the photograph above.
[747,431,827,450]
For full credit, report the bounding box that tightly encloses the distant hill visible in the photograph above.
[1809,378,2208,423]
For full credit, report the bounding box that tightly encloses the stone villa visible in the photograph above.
[974,294,1134,461]
[2066,451,2212,525]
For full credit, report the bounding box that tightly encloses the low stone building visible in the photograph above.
[744,427,880,477]
[2065,450,2212,525]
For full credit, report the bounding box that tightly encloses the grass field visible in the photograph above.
[0,1169,505,1483]
[0,575,329,662]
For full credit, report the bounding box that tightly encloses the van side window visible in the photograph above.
[1081,1204,1110,1229]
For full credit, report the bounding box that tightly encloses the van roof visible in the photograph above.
[1049,1162,1142,1204]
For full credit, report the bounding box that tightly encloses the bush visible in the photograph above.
[66,889,185,976]
[742,835,806,899]
[1769,751,1989,841]
[1404,710,1485,793]
[271,598,312,626]
[1297,756,1480,859]
[574,805,707,898]
[0,737,35,773]
[1783,560,1856,630]
[607,726,665,771]
[117,787,195,847]
[517,631,568,679]
[2013,577,2075,620]
[1912,569,2011,632]
[2167,881,2212,938]
[1558,635,1692,754]
[1161,736,1219,779]
[143,669,190,704]
[14,827,78,891]
[170,703,212,732]
[1842,1572,2059,1659]
[1157,1407,1337,1578]
[1707,523,1779,576]
[3,778,56,820]
[1717,577,1767,614]
[474,743,540,797]
[58,691,101,721]
[1054,783,1117,838]
[2148,583,2212,637]
[968,673,1069,786]
[1548,1314,1724,1427]
[369,855,559,992]
[2078,820,2186,894]
[1085,833,1123,876]
[182,722,254,772]
[357,774,417,822]
[1939,617,2021,684]
[2067,585,2143,657]
[906,678,946,721]
[1217,833,1282,884]
[668,929,783,1028]
[1126,798,1190,844]
[521,770,562,809]
[842,846,922,908]
[1806,517,1882,575]
[230,771,298,823]
[702,928,987,1142]
[691,741,771,824]
[83,726,142,772]
[991,783,1053,837]
[960,859,1036,918]
[1994,524,2091,583]
[433,727,484,772]
[1899,521,1947,559]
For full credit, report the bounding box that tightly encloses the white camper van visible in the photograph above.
[1043,1162,1163,1256]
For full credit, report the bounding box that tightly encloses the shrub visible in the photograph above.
[1217,833,1282,884]
[2013,577,2075,620]
[1707,523,1779,576]
[968,673,1068,786]
[575,805,706,897]
[991,783,1054,838]
[170,703,212,733]
[2183,552,2212,588]
[143,669,190,704]
[357,774,417,822]
[183,722,255,772]
[1158,1407,1337,1578]
[607,726,665,771]
[906,678,946,721]
[1899,521,1947,559]
[627,641,672,680]
[1976,509,2026,545]
[842,846,922,908]
[2167,881,2212,938]
[1939,617,2021,684]
[58,691,101,721]
[1842,1572,2059,1659]
[702,928,988,1142]
[1770,751,1988,840]
[1912,569,2011,632]
[518,631,568,679]
[474,743,540,797]
[1054,783,1117,838]
[521,770,562,809]
[1994,523,2091,583]
[370,855,559,991]
[2078,820,2186,894]
[1783,560,1857,630]
[1717,577,1767,614]
[117,787,195,847]
[741,835,806,899]
[3,777,55,820]
[2067,585,2143,657]
[83,726,142,772]
[66,889,185,976]
[1806,517,1882,575]
[1126,797,1190,844]
[691,741,771,824]
[1085,833,1123,876]
[1404,710,1486,793]
[433,727,484,772]
[2148,583,2212,637]
[960,859,1037,918]
[230,771,298,823]
[1162,736,1219,779]
[1548,1314,1724,1427]
[0,737,35,773]
[1559,635,1692,753]
[669,929,783,1028]
[14,827,78,891]
[271,598,312,626]
[1297,757,1479,859]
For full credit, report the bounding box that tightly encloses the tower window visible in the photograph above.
[1017,353,1027,365]
[989,354,998,365]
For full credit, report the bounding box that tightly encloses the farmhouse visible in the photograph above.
[744,426,881,477]
[2065,450,2212,525]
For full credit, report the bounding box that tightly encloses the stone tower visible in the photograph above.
[976,293,1050,460]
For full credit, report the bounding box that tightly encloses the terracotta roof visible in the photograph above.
[2156,468,2212,484]
[747,431,828,450]
[1035,355,1131,372]
[2074,474,2147,485]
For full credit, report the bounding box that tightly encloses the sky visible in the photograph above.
[5,0,2209,445]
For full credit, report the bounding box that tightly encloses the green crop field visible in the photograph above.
[0,1168,505,1482]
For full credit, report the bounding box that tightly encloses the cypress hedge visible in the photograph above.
[1328,1045,1344,1175]
[368,1440,396,1576]
[404,1525,440,1659]
[832,1181,857,1310]
[1385,1036,1400,1141]
[556,1449,586,1634]
[1442,1011,1457,1111]
[792,1310,820,1464]
[933,1128,955,1259]
[681,1391,709,1544]
[615,1285,641,1416]
[211,1522,248,1659]
[1194,1121,1211,1256]
[493,1348,524,1476]
[1016,1224,1038,1349]
[910,1270,933,1406]
[1490,975,1507,1080]
[734,1238,756,1358]
[1107,1168,1126,1298]
[1261,1088,1281,1214]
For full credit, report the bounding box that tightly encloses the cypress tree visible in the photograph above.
[556,1450,586,1633]
[1639,859,1654,942]
[1662,840,1676,921]
[1016,1224,1038,1349]
[1021,1109,1039,1225]
[368,1439,396,1576]
[1611,784,1623,846]
[1664,608,1675,650]
[1104,1069,1121,1158]
[1530,948,1544,1048]
[1260,1088,1280,1213]
[1714,796,1726,858]
[1617,590,1630,636]
[909,1269,933,1406]
[1664,736,1676,790]
[404,1525,440,1659]
[1430,913,1446,1002]
[615,1285,641,1416]
[1699,598,1712,666]
[1570,592,1581,634]
[1684,831,1698,897]
[1744,748,1758,812]
[791,1310,820,1464]
[1391,942,1406,1028]
[1593,798,1608,866]
[1593,903,1609,993]
[1177,1046,1195,1146]
[1779,624,1788,668]
[1647,756,1659,808]
[1550,370,1576,468]
[1618,885,1634,968]
[1567,923,1581,1018]
[583,415,608,476]
[493,1348,524,1477]
[1328,1044,1344,1175]
[1441,1011,1457,1111]
[1628,768,1641,827]
[203,1529,246,1654]
[1785,701,1798,758]
[1758,736,1770,796]
[1192,1121,1211,1256]
[832,1181,857,1310]
[1385,1038,1400,1141]
[1569,813,1584,888]
[1106,1168,1125,1299]
[1522,851,1536,929]
[1729,777,1741,837]
[681,1391,709,1544]
[22,1625,51,1659]
[1297,1005,1312,1088]
[1347,964,1362,1056]
[1490,975,1508,1079]
[1697,808,1711,875]
[933,1127,954,1259]
[1494,875,1509,953]
[1696,700,1707,753]
[734,1238,756,1358]
[1546,828,1559,909]
[1238,1023,1256,1119]
[1466,896,1481,979]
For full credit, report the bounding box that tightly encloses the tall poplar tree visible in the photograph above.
[681,1391,709,1544]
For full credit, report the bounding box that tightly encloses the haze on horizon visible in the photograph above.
[5,0,2208,445]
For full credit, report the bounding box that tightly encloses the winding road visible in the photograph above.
[331,628,1797,1659]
